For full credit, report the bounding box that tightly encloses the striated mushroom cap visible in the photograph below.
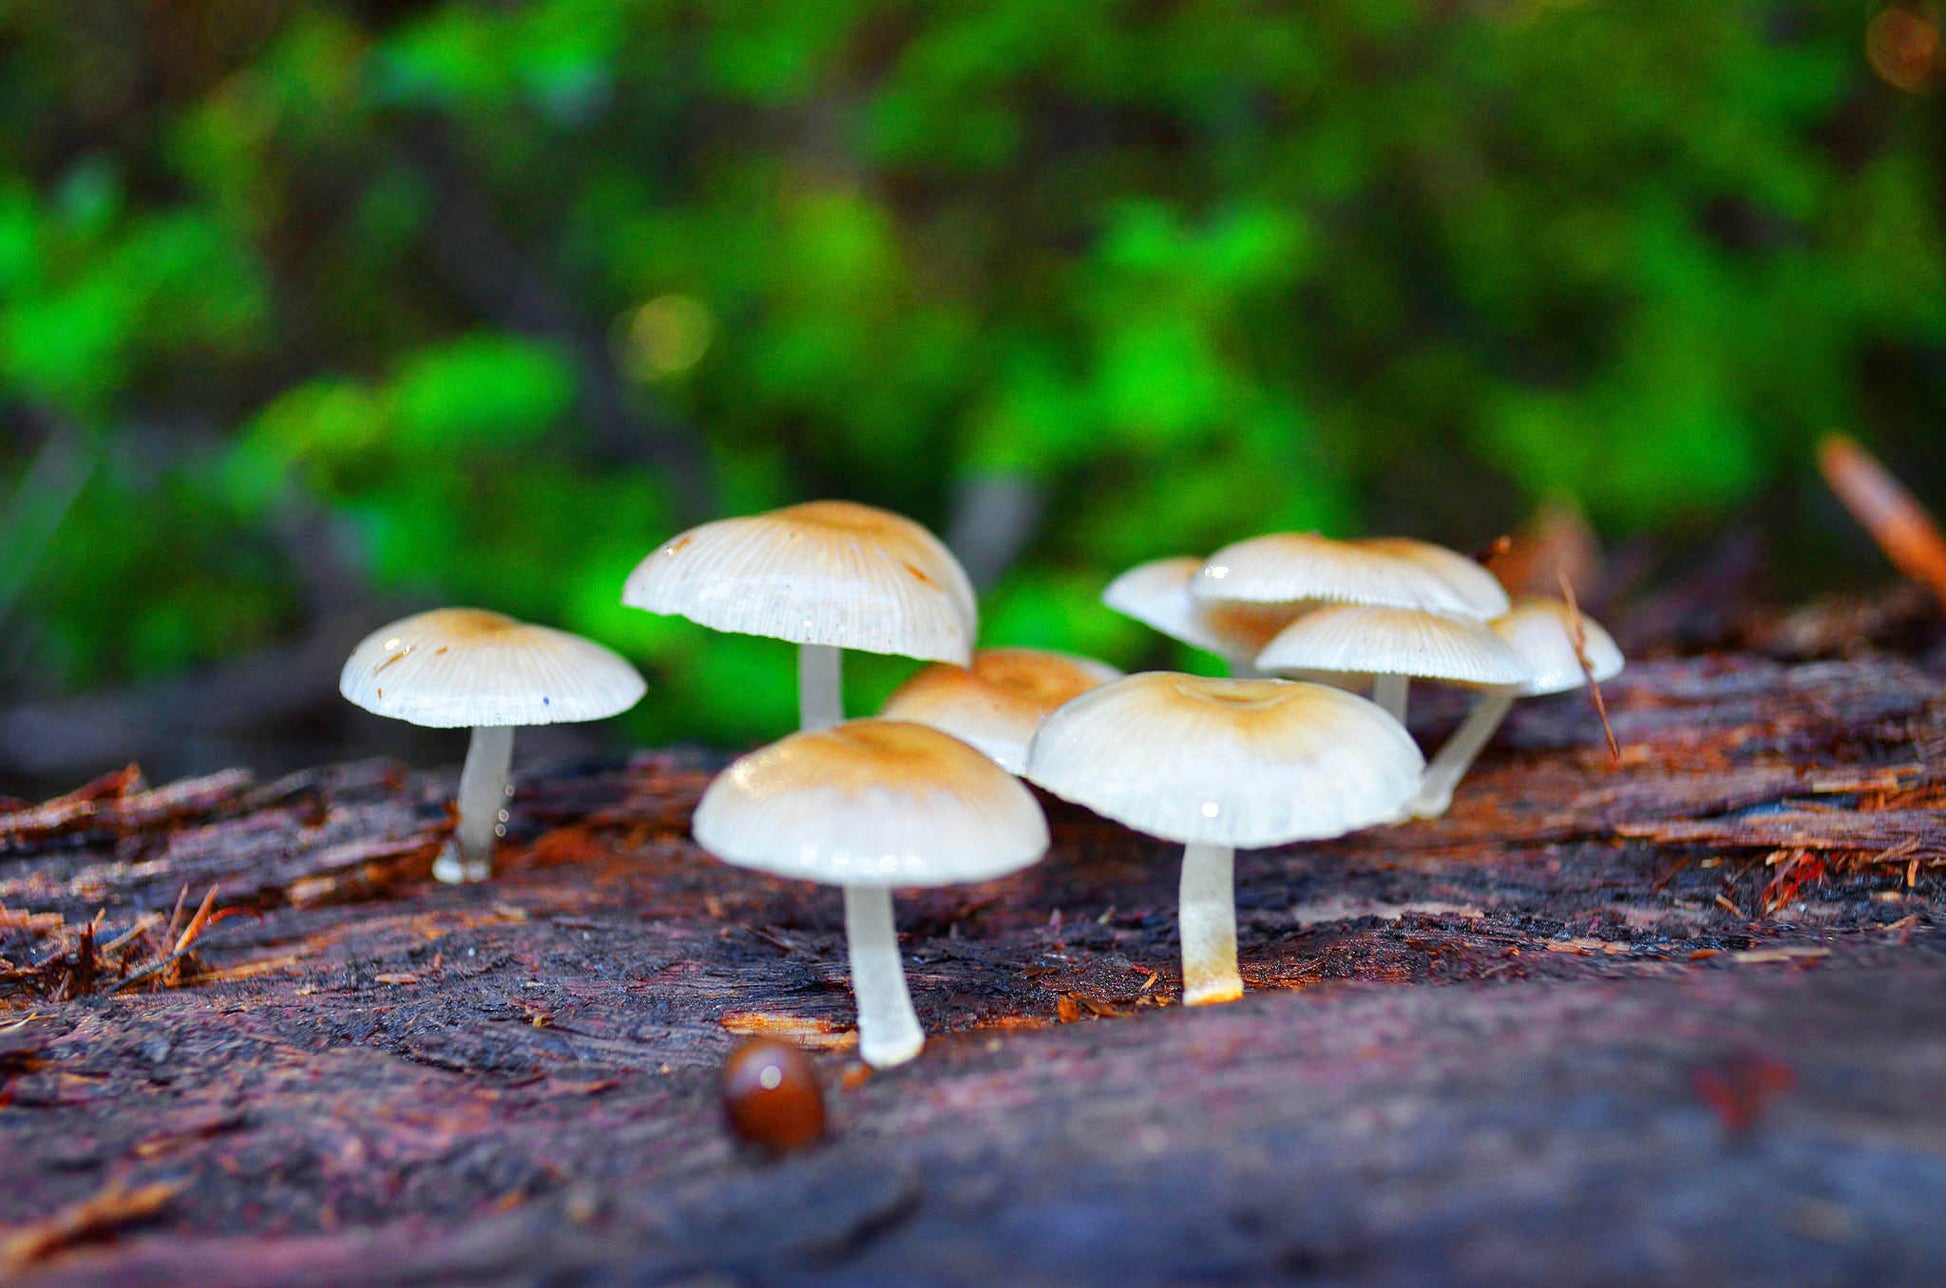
[622,500,977,664]
[694,719,1048,888]
[1101,556,1262,660]
[339,608,646,729]
[1491,597,1625,695]
[1193,533,1507,620]
[1025,672,1424,849]
[879,648,1122,773]
[1360,538,1512,620]
[1256,604,1527,688]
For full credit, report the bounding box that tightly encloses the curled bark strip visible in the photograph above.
[1,1180,181,1270]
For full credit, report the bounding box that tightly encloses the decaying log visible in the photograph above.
[0,654,1942,1286]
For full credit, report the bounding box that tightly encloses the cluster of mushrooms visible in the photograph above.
[339,501,1622,1068]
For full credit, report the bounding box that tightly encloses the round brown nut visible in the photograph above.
[720,1038,826,1153]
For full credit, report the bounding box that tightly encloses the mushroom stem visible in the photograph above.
[1179,842,1243,1006]
[1410,688,1518,818]
[440,724,515,883]
[842,884,924,1067]
[1371,673,1410,725]
[798,644,845,731]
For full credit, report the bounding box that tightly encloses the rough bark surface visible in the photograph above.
[0,654,1943,1286]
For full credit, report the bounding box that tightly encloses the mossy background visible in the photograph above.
[2,1,1942,754]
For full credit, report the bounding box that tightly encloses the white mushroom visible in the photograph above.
[1101,557,1265,673]
[339,608,646,882]
[879,648,1122,773]
[622,500,976,731]
[694,719,1048,1067]
[1193,532,1509,627]
[1409,596,1625,818]
[1255,604,1526,726]
[1360,537,1513,620]
[1026,673,1423,1006]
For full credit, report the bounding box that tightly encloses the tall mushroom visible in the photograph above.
[878,647,1122,773]
[340,608,646,882]
[622,500,976,731]
[1409,596,1625,818]
[1026,673,1423,1005]
[1360,537,1513,619]
[694,719,1048,1067]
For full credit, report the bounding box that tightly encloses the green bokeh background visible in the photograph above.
[2,0,1942,752]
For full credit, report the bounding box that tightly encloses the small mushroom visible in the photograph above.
[1025,673,1423,1005]
[339,608,645,882]
[1409,596,1625,818]
[1254,604,1526,725]
[694,719,1048,1067]
[1100,557,1265,673]
[1192,533,1509,628]
[622,500,976,731]
[878,647,1122,773]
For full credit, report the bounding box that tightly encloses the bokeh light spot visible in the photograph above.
[617,294,714,381]
[1868,5,1940,93]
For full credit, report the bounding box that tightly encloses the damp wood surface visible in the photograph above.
[0,653,1943,1287]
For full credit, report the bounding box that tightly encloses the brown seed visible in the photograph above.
[720,1038,826,1154]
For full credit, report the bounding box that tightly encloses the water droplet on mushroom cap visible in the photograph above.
[721,1038,826,1154]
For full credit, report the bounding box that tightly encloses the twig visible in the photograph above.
[170,884,221,957]
[109,945,201,994]
[110,885,259,993]
[1818,433,1946,610]
[1558,570,1621,762]
[163,884,191,947]
[163,885,220,987]
[97,913,162,956]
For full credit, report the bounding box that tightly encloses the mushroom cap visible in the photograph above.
[621,500,977,664]
[339,608,647,728]
[693,719,1049,888]
[1491,597,1625,695]
[1101,557,1257,660]
[1024,672,1425,848]
[1360,538,1512,619]
[1193,533,1507,620]
[1256,605,1528,688]
[879,648,1123,773]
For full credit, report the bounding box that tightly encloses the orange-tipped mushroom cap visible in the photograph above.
[1101,557,1266,660]
[1361,538,1511,619]
[622,501,977,664]
[879,648,1122,772]
[694,719,1049,887]
[338,608,646,728]
[1025,673,1423,848]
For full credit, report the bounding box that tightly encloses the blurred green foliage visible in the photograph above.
[1,0,1942,746]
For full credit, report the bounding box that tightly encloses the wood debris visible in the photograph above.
[2,1180,182,1271]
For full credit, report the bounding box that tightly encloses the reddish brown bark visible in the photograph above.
[0,654,1942,1285]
